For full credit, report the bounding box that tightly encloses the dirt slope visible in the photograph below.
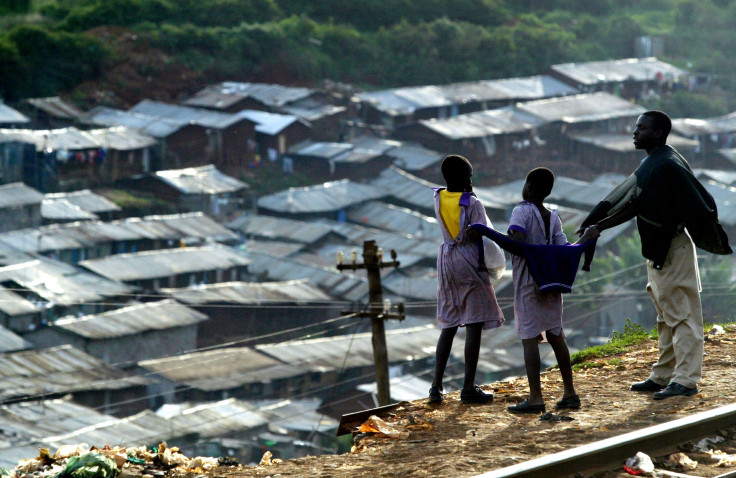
[221,328,736,477]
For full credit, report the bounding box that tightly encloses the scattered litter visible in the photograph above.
[258,451,282,466]
[539,412,574,422]
[624,451,654,475]
[707,449,736,467]
[187,457,219,471]
[707,325,725,335]
[54,453,118,478]
[55,445,91,460]
[681,435,725,453]
[359,415,409,439]
[666,452,698,470]
[5,442,239,478]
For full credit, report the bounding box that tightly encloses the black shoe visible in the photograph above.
[428,386,444,404]
[460,385,493,404]
[653,382,698,400]
[555,394,581,409]
[508,399,546,414]
[630,378,666,392]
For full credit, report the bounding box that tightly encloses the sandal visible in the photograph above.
[507,399,546,414]
[555,394,581,409]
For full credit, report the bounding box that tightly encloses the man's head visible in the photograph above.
[441,154,473,192]
[523,167,554,202]
[633,110,671,153]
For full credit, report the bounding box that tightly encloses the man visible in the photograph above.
[578,110,732,400]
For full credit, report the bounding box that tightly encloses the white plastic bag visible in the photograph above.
[484,216,506,279]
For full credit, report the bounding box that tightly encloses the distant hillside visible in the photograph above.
[1,0,736,115]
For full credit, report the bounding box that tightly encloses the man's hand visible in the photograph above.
[577,225,600,243]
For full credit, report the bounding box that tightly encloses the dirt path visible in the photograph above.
[216,330,736,477]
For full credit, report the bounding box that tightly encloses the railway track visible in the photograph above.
[472,402,736,478]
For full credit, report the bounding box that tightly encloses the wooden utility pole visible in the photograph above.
[337,240,403,406]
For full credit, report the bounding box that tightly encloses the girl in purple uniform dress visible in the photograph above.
[507,167,598,413]
[428,155,505,405]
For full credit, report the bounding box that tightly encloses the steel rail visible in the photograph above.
[473,402,736,478]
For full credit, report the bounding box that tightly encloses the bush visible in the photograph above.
[2,25,110,99]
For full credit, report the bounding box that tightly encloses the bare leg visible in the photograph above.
[432,326,458,389]
[546,330,576,397]
[522,337,544,405]
[463,323,483,390]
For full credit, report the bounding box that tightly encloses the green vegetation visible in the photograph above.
[570,319,655,371]
[99,188,177,216]
[2,0,736,114]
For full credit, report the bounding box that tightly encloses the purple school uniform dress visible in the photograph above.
[509,201,567,340]
[434,189,504,330]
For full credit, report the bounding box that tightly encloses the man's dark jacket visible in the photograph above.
[580,144,732,269]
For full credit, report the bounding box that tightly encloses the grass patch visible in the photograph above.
[98,188,178,217]
[571,319,655,367]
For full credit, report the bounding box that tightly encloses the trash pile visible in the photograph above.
[623,432,736,476]
[2,442,239,478]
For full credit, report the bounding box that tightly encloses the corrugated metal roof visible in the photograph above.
[0,103,29,124]
[234,109,300,135]
[719,148,736,165]
[356,75,578,116]
[139,346,299,390]
[0,182,44,208]
[257,179,386,214]
[41,198,99,221]
[381,272,438,301]
[0,324,31,352]
[247,251,364,300]
[290,141,354,159]
[155,164,250,194]
[45,189,121,214]
[0,212,237,253]
[369,166,452,210]
[550,57,688,85]
[81,106,185,138]
[334,136,401,165]
[516,92,647,124]
[244,238,305,258]
[130,99,256,130]
[700,180,736,226]
[0,284,40,316]
[329,222,438,259]
[53,299,208,339]
[257,325,439,372]
[42,410,167,451]
[0,344,150,402]
[184,82,315,109]
[162,279,331,305]
[0,398,118,443]
[357,374,433,402]
[479,75,579,99]
[0,127,99,150]
[253,398,337,433]
[0,259,133,305]
[228,213,335,243]
[158,398,267,437]
[84,126,158,150]
[419,105,544,139]
[386,142,444,171]
[695,169,736,187]
[672,111,736,136]
[79,245,251,282]
[347,200,439,239]
[25,97,83,119]
[568,132,699,152]
[280,100,346,122]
